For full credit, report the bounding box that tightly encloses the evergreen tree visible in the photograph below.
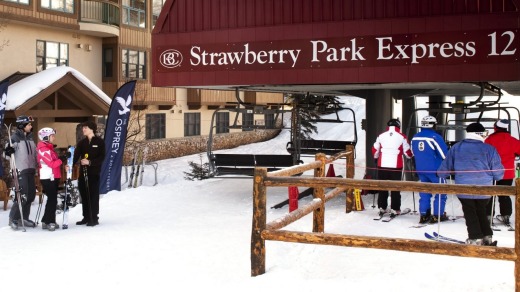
[286,93,340,139]
[184,154,212,181]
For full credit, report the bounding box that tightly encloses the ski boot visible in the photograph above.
[22,219,36,228]
[497,215,511,225]
[9,219,18,231]
[482,235,497,246]
[465,238,483,245]
[419,214,431,224]
[42,223,58,231]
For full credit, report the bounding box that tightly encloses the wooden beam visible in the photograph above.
[263,177,515,197]
[262,230,516,261]
[24,109,91,118]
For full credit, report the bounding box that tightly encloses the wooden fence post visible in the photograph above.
[251,168,268,276]
[345,144,355,213]
[313,153,326,233]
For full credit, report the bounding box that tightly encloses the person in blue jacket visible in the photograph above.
[411,116,449,224]
[437,122,504,245]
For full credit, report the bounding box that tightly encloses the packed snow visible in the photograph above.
[0,96,515,291]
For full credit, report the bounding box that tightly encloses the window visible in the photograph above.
[122,0,146,28]
[103,48,113,78]
[242,112,254,131]
[265,113,275,129]
[3,0,29,4]
[216,112,229,134]
[36,40,69,72]
[152,0,166,27]
[122,49,146,79]
[184,113,200,136]
[40,0,74,13]
[146,114,165,139]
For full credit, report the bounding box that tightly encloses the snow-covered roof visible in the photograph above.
[7,66,111,110]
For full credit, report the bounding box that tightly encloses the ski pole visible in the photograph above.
[437,177,442,236]
[83,154,94,225]
[490,181,497,228]
[35,193,44,225]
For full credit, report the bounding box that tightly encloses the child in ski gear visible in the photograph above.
[37,127,64,231]
[6,115,38,229]
[372,118,413,216]
[437,122,504,245]
[411,116,449,224]
[73,121,105,227]
[484,119,520,225]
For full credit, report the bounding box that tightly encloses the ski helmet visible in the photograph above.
[38,127,56,141]
[420,116,437,128]
[387,118,401,128]
[16,115,34,129]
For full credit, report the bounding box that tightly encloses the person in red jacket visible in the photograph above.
[484,119,520,225]
[372,118,413,217]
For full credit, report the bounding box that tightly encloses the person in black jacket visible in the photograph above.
[73,121,105,227]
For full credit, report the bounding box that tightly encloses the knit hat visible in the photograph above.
[495,119,509,130]
[466,122,485,133]
[82,121,97,132]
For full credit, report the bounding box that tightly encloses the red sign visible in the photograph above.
[155,30,519,73]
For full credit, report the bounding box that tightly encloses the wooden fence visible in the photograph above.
[251,146,519,291]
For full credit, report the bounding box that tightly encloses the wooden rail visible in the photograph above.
[251,147,520,291]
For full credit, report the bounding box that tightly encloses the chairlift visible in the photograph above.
[286,101,358,162]
[206,100,297,177]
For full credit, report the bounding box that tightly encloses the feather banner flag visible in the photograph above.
[99,80,136,195]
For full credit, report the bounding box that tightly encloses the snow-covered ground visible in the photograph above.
[0,96,515,291]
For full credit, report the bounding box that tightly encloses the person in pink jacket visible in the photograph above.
[37,127,63,231]
[372,118,413,217]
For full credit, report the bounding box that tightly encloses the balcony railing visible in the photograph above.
[80,0,120,27]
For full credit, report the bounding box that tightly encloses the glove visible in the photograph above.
[4,146,15,157]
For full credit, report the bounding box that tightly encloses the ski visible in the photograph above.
[424,232,460,244]
[410,217,457,228]
[382,208,411,222]
[127,148,138,189]
[138,146,148,187]
[4,123,26,232]
[432,232,466,244]
[133,147,143,188]
[373,212,390,221]
[495,216,515,231]
[62,145,75,229]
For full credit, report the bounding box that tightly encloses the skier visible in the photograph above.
[5,115,38,229]
[484,119,520,225]
[73,121,105,227]
[410,116,449,224]
[372,118,413,217]
[437,122,504,245]
[37,127,64,231]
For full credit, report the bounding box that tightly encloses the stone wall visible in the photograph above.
[123,129,282,164]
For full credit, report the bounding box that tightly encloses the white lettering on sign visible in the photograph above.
[376,37,476,64]
[190,44,301,68]
[489,31,517,56]
[160,30,518,70]
[311,39,365,62]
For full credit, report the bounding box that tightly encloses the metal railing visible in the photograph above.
[80,0,120,27]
